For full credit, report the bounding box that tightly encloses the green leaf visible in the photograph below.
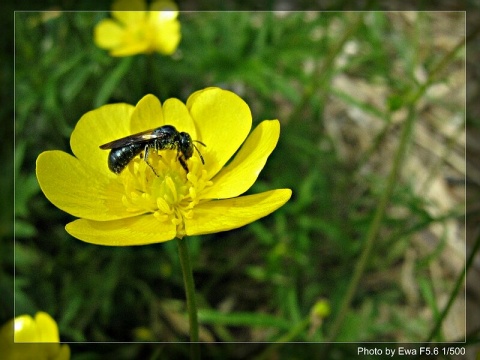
[94,57,134,107]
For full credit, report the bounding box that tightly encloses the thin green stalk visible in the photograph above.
[411,233,480,360]
[415,23,480,345]
[323,31,468,355]
[325,105,417,347]
[176,237,199,343]
[255,317,310,360]
[290,14,363,122]
[424,231,480,342]
[358,28,467,172]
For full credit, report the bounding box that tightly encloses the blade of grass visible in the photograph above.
[325,104,418,345]
[323,30,468,356]
[255,317,311,360]
[290,13,363,123]
[94,57,133,107]
[424,230,480,342]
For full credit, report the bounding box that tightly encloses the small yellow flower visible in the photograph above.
[0,312,70,360]
[36,87,292,245]
[94,0,181,56]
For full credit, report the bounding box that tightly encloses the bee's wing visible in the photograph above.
[99,129,159,149]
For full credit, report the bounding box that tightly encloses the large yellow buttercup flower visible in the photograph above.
[0,312,70,360]
[36,87,291,245]
[94,0,181,56]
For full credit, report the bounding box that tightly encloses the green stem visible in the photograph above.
[176,237,199,343]
[255,317,310,360]
[410,233,480,360]
[290,14,362,122]
[425,231,480,342]
[325,105,417,346]
[323,31,468,355]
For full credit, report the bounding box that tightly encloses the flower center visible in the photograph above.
[118,150,212,237]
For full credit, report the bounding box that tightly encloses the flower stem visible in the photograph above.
[324,105,417,348]
[176,237,199,343]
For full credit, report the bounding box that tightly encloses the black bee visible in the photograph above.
[99,125,205,175]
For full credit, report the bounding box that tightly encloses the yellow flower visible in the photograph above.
[0,312,70,360]
[94,0,181,56]
[36,87,292,245]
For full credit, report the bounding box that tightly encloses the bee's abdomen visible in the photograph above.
[108,143,144,174]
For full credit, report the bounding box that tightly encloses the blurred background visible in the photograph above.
[3,1,479,359]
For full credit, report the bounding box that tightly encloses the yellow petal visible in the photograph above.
[13,315,38,342]
[65,215,176,245]
[147,4,181,55]
[109,40,151,57]
[112,0,146,24]
[152,20,181,55]
[185,87,217,106]
[70,102,134,177]
[186,88,252,178]
[112,11,147,26]
[36,151,144,220]
[34,313,62,359]
[93,19,124,49]
[2,314,68,359]
[0,319,23,359]
[56,345,71,360]
[130,94,164,133]
[203,120,280,199]
[163,98,197,137]
[2,313,68,360]
[149,0,179,16]
[35,312,60,342]
[185,189,291,235]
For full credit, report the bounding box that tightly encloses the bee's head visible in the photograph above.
[178,132,194,159]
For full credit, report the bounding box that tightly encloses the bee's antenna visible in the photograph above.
[193,140,206,147]
[192,141,206,165]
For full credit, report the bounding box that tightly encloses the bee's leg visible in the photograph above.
[178,156,189,173]
[143,145,159,177]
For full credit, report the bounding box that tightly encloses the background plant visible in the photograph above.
[5,5,477,360]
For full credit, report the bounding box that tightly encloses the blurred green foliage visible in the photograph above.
[6,6,471,360]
